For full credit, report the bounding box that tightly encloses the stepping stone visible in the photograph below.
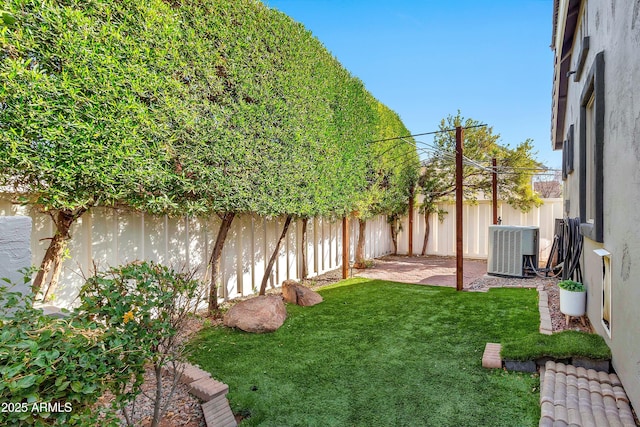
[188,377,229,401]
[537,289,553,335]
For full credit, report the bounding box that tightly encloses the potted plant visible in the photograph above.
[558,279,586,323]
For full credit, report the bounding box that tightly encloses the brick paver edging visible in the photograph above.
[538,287,553,335]
[482,343,503,369]
[165,362,237,427]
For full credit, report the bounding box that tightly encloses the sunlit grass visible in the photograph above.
[502,330,611,361]
[189,279,541,426]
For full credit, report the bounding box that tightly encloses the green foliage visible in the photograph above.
[355,103,420,220]
[558,280,586,292]
[0,274,118,426]
[0,262,201,426]
[0,1,178,215]
[1,10,16,26]
[419,112,543,214]
[0,0,394,219]
[502,331,611,361]
[77,261,202,424]
[1,0,413,303]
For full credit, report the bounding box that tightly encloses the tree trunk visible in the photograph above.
[390,218,398,255]
[208,212,235,314]
[33,209,84,299]
[42,252,64,302]
[259,215,292,295]
[354,218,367,268]
[301,217,308,279]
[151,364,163,427]
[421,212,431,256]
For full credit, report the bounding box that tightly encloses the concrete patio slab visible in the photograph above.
[353,255,487,288]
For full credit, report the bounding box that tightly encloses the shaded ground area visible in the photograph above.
[353,255,490,288]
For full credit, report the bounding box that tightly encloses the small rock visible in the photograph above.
[282,280,323,306]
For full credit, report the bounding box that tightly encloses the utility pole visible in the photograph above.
[455,126,464,291]
[492,157,498,225]
[408,185,414,256]
[342,215,349,279]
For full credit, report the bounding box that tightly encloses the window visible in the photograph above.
[562,125,574,180]
[585,95,595,223]
[579,51,604,242]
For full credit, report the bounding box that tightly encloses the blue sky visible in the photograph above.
[263,0,560,168]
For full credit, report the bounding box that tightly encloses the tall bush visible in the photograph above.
[0,273,119,426]
[1,1,416,309]
[354,103,420,265]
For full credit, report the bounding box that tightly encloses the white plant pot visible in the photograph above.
[559,288,586,317]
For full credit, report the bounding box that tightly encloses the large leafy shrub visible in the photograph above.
[0,274,118,426]
[1,0,400,306]
[0,262,202,426]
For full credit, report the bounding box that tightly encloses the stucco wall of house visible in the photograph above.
[559,0,640,412]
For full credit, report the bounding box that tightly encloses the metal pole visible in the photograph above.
[455,126,464,291]
[342,215,349,279]
[492,157,498,225]
[408,185,414,257]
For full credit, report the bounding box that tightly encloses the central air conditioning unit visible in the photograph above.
[487,225,539,277]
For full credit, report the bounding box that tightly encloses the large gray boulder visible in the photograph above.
[223,295,286,333]
[281,280,323,306]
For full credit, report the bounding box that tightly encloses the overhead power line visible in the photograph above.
[366,124,487,145]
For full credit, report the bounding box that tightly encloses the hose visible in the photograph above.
[526,217,583,280]
[561,217,583,282]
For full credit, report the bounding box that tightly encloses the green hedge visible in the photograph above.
[1,0,414,219]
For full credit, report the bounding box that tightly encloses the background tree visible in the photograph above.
[533,170,563,198]
[353,103,420,266]
[418,112,543,254]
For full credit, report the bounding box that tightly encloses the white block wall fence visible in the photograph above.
[398,198,563,262]
[0,197,561,308]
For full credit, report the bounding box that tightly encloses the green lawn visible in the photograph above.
[188,279,541,426]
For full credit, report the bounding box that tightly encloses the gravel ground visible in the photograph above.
[104,267,591,425]
[96,316,208,427]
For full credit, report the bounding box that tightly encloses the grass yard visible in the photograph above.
[189,279,542,426]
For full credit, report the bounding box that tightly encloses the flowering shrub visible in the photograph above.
[0,273,119,426]
[0,262,202,427]
[77,261,203,426]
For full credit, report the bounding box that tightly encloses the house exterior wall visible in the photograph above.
[553,0,640,411]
